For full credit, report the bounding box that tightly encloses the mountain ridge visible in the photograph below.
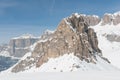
[1,11,120,73]
[11,12,119,73]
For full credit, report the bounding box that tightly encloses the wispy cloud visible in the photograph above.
[0,2,16,8]
[49,0,56,15]
[0,1,17,15]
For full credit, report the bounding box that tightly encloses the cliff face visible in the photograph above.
[11,14,106,73]
[9,35,39,57]
[101,12,120,25]
[70,12,120,26]
[34,14,102,67]
[72,13,101,26]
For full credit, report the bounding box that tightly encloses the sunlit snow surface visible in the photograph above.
[91,23,120,69]
[0,53,119,80]
[0,71,120,80]
[20,53,118,73]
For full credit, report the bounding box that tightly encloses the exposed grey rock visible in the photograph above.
[9,35,39,57]
[101,12,120,25]
[11,14,104,73]
[106,34,120,42]
[113,15,120,25]
[85,15,101,26]
[72,13,101,26]
[40,29,54,40]
[101,14,113,25]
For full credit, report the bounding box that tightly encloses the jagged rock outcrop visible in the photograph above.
[9,34,39,57]
[101,12,120,25]
[40,29,54,40]
[73,12,120,26]
[101,14,113,25]
[105,34,120,42]
[86,15,101,26]
[11,14,104,73]
[73,13,101,26]
[113,14,120,25]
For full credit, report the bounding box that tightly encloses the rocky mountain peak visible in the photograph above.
[70,12,120,26]
[113,11,120,16]
[40,29,54,40]
[102,12,120,25]
[69,13,100,26]
[11,13,109,73]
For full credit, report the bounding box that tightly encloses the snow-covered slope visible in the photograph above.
[0,71,120,80]
[0,53,119,74]
[91,23,120,69]
[0,44,10,57]
[9,53,117,73]
[0,51,10,57]
[0,53,120,79]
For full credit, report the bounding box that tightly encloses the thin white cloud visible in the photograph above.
[0,2,17,8]
[0,0,18,8]
[49,0,56,15]
[0,1,17,15]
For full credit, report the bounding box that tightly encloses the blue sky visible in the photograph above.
[0,0,120,44]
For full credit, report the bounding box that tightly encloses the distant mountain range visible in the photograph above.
[0,56,18,72]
